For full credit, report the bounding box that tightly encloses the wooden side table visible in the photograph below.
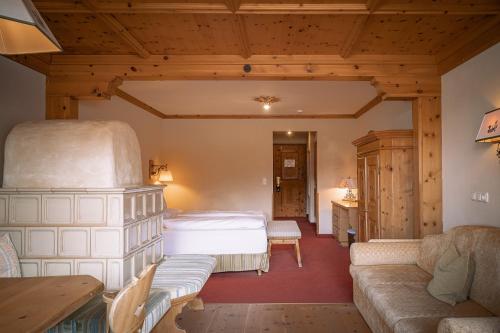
[331,200,358,247]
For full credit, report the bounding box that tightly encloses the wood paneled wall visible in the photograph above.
[412,96,443,237]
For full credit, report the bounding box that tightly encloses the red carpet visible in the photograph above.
[199,218,353,303]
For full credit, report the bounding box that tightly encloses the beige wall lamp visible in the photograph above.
[149,160,173,185]
[0,0,62,54]
[476,108,500,159]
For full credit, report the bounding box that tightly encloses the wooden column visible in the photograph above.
[46,95,79,119]
[412,96,442,237]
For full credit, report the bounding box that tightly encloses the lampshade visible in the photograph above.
[476,108,500,143]
[0,0,62,54]
[339,177,356,189]
[158,169,173,183]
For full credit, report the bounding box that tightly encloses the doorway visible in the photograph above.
[273,131,318,220]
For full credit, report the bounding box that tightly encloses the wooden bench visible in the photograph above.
[151,254,217,333]
[267,220,303,267]
[49,255,216,333]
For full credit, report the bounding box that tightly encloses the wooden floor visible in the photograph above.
[177,303,371,333]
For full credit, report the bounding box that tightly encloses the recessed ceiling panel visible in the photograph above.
[116,14,242,55]
[353,14,490,55]
[244,14,359,55]
[119,80,377,115]
[42,13,134,54]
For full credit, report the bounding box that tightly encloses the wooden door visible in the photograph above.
[356,157,367,242]
[273,144,307,217]
[366,154,380,240]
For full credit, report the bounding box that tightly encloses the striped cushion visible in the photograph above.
[0,233,21,277]
[267,220,301,239]
[152,255,216,299]
[47,289,171,333]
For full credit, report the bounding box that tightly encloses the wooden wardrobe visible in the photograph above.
[353,130,415,241]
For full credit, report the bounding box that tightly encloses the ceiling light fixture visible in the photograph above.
[297,109,303,113]
[287,130,293,136]
[254,96,280,112]
[0,0,62,54]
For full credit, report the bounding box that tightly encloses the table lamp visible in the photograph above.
[339,177,357,202]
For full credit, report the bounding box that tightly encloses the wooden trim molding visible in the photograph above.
[115,88,166,119]
[353,93,385,118]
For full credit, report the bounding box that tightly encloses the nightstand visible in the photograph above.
[331,200,358,247]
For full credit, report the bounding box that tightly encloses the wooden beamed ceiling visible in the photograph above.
[7,0,499,118]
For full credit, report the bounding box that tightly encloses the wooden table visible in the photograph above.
[0,275,104,333]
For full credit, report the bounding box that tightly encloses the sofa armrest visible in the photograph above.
[350,240,421,266]
[437,317,500,333]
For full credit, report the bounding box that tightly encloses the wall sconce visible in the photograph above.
[339,177,357,202]
[149,160,173,185]
[476,108,500,159]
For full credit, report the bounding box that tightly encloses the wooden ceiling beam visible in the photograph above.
[5,54,51,75]
[81,0,150,58]
[372,76,441,98]
[353,93,385,118]
[34,1,500,15]
[50,54,437,65]
[48,63,438,81]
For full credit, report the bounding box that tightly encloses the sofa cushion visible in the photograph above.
[365,282,493,330]
[467,227,500,316]
[427,245,475,306]
[152,254,216,299]
[394,317,442,333]
[417,233,452,275]
[350,264,431,294]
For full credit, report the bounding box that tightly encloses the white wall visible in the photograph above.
[80,98,412,233]
[0,57,46,185]
[442,43,500,230]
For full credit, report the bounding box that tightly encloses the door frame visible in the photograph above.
[271,131,318,221]
[272,143,308,218]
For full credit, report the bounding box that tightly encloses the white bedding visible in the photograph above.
[162,210,268,255]
[163,215,266,231]
[163,228,268,255]
[178,210,267,222]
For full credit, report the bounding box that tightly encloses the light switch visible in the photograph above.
[262,177,267,185]
[472,192,489,203]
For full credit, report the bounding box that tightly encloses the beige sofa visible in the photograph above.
[350,226,500,333]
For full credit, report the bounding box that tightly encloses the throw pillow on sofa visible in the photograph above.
[427,244,474,306]
[0,233,22,277]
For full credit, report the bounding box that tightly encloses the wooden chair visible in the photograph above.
[104,264,158,333]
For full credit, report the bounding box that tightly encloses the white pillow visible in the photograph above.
[0,233,22,277]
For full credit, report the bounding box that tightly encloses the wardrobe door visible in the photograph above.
[366,154,380,240]
[356,157,367,242]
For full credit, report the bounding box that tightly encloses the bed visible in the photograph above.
[162,210,269,274]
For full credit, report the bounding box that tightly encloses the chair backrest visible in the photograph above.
[109,264,158,333]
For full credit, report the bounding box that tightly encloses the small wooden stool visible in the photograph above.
[267,220,303,267]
